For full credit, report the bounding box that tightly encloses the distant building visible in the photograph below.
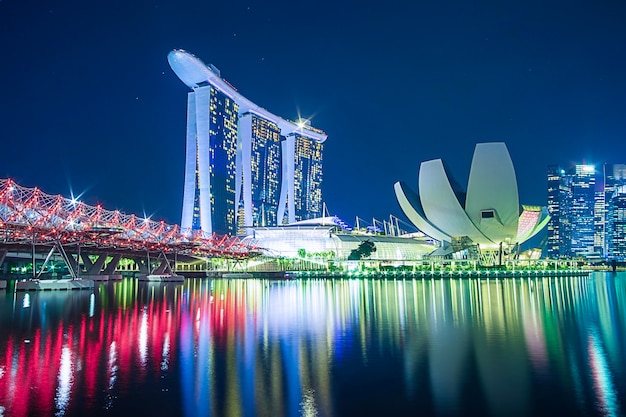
[610,187,626,260]
[547,165,572,258]
[570,165,597,258]
[168,50,327,235]
[545,162,626,260]
[605,164,626,260]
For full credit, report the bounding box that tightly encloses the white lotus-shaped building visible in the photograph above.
[394,142,549,255]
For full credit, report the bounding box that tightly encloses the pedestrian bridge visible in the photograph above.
[0,178,258,281]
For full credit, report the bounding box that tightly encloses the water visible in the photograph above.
[0,273,625,417]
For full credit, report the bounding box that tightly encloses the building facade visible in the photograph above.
[605,164,626,260]
[547,164,598,259]
[546,162,626,261]
[168,50,327,235]
[547,165,572,259]
[277,133,324,224]
[570,165,597,257]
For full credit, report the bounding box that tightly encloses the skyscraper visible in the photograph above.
[236,113,282,234]
[547,165,572,258]
[610,187,626,260]
[168,50,327,235]
[604,164,626,260]
[277,131,324,224]
[570,165,597,257]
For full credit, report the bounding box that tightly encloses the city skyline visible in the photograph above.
[547,162,626,261]
[1,1,626,229]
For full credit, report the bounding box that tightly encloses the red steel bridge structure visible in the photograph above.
[0,178,258,279]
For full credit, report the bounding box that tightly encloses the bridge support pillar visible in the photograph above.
[81,253,112,281]
[133,257,151,275]
[81,254,108,275]
[153,257,174,275]
[0,249,6,269]
[103,254,122,280]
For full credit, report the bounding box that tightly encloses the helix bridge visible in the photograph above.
[0,178,258,280]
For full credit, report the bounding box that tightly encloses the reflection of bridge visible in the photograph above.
[0,179,257,280]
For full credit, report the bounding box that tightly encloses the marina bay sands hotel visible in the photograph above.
[168,50,327,236]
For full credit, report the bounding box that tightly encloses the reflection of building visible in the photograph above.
[394,143,548,260]
[168,50,327,235]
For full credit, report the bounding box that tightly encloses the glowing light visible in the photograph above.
[589,331,621,416]
[89,293,95,317]
[55,346,73,416]
[139,309,148,366]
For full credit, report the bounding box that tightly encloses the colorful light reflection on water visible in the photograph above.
[0,273,625,416]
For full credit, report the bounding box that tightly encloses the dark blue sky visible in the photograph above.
[1,0,625,229]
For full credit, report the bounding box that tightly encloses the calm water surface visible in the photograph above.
[0,273,625,417]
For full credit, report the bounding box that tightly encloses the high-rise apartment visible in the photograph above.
[168,50,327,235]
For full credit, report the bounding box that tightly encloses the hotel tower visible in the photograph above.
[168,50,327,236]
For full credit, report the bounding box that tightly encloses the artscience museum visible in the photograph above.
[394,142,549,260]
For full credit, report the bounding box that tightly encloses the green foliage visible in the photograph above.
[348,240,377,260]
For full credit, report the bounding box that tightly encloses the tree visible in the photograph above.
[348,240,377,260]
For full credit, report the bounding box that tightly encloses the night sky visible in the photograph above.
[2,0,626,231]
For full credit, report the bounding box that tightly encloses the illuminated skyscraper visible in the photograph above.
[570,165,597,257]
[610,187,626,260]
[604,164,626,260]
[547,164,602,259]
[236,113,282,234]
[547,165,572,258]
[168,50,327,235]
[278,131,324,224]
[175,80,239,235]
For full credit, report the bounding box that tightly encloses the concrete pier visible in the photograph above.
[81,274,109,282]
[138,274,185,282]
[15,279,94,291]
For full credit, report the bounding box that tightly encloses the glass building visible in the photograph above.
[605,164,626,260]
[611,187,626,260]
[168,50,327,236]
[570,165,597,257]
[547,165,572,258]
